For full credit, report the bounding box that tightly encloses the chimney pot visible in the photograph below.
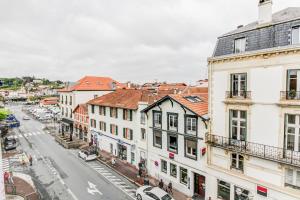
[258,0,273,24]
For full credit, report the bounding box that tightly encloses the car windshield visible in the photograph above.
[161,194,172,200]
[143,187,153,192]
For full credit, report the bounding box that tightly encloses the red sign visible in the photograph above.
[154,161,159,167]
[169,152,174,159]
[257,185,268,197]
[201,147,206,156]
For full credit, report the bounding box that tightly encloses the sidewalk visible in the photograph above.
[97,150,189,200]
[5,176,39,200]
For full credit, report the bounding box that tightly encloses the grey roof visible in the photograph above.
[221,7,300,37]
[213,7,300,57]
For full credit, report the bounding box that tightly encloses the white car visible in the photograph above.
[136,186,174,200]
[22,116,30,120]
[78,149,97,161]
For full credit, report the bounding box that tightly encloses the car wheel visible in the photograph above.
[136,194,142,200]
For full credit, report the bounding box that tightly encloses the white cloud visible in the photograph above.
[0,0,299,83]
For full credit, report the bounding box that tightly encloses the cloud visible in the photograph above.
[0,0,298,83]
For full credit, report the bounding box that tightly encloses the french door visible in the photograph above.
[285,114,300,152]
[287,69,300,99]
[230,110,247,142]
[231,73,247,97]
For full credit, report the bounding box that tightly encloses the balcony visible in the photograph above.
[224,91,252,105]
[279,91,300,106]
[206,134,300,167]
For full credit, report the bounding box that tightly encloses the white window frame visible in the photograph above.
[285,168,300,188]
[168,114,178,131]
[231,153,244,171]
[154,112,162,128]
[285,114,300,152]
[234,37,246,53]
[185,138,197,159]
[292,26,300,45]
[186,117,197,134]
[230,110,247,141]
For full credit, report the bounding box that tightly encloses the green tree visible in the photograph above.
[0,108,10,121]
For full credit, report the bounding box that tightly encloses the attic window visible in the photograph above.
[184,96,202,103]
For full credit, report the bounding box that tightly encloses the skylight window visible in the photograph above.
[184,96,202,103]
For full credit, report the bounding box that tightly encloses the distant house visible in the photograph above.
[40,97,59,107]
[73,104,89,142]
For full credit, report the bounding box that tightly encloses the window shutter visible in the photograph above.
[116,125,118,135]
[130,110,132,121]
[123,128,126,138]
[90,119,93,126]
[104,107,106,116]
[110,124,112,134]
[130,129,133,140]
[123,109,126,120]
[116,108,118,118]
[104,123,106,132]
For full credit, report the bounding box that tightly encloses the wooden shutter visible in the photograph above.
[110,124,112,134]
[116,125,118,135]
[104,123,106,132]
[116,108,118,118]
[123,109,126,120]
[123,128,126,138]
[110,108,112,117]
[130,129,133,140]
[130,110,133,121]
[104,107,106,116]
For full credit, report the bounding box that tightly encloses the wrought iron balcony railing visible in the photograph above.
[280,91,300,100]
[225,91,251,99]
[206,134,300,167]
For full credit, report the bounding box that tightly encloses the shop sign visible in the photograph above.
[257,185,267,197]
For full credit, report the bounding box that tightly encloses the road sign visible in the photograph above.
[87,181,102,196]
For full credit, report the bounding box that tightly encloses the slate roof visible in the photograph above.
[213,7,300,57]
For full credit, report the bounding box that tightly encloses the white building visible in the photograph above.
[58,76,124,140]
[87,89,162,168]
[207,1,300,200]
[142,93,209,198]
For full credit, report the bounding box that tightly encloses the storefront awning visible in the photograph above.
[61,117,73,125]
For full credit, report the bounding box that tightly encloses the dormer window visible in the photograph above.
[234,37,246,53]
[292,26,300,45]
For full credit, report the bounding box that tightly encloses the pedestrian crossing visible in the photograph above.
[87,162,137,199]
[12,131,46,139]
[2,158,9,172]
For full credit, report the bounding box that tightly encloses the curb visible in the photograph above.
[96,158,143,187]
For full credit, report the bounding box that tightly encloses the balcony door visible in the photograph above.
[229,110,247,142]
[230,73,247,97]
[285,114,300,152]
[287,69,300,99]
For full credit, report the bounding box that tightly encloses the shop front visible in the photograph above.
[193,173,206,200]
[118,143,127,161]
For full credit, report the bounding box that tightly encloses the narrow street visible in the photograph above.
[6,104,137,200]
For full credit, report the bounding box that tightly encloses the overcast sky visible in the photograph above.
[0,0,299,84]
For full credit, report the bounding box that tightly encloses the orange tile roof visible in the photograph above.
[88,89,165,110]
[169,93,208,116]
[73,104,88,114]
[58,76,125,92]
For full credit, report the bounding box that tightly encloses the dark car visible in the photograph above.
[4,137,17,151]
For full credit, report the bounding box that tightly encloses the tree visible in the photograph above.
[0,109,10,121]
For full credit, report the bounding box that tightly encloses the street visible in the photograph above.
[6,104,137,200]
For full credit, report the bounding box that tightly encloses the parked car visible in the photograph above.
[4,137,17,151]
[136,186,174,200]
[78,148,97,161]
[22,116,30,120]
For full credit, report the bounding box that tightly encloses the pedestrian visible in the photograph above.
[158,179,164,189]
[167,182,173,194]
[111,157,116,166]
[29,155,33,166]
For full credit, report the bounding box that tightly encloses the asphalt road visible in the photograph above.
[7,104,137,200]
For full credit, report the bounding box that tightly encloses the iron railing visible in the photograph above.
[206,134,300,167]
[225,91,251,99]
[280,91,300,100]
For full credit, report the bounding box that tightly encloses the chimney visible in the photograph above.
[258,0,273,24]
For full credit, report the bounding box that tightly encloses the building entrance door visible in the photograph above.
[194,173,205,199]
[118,144,127,161]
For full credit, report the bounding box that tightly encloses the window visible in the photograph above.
[90,119,96,128]
[123,109,133,121]
[230,110,247,141]
[234,186,250,200]
[185,116,197,134]
[141,128,146,140]
[217,180,230,200]
[180,167,188,185]
[234,37,246,53]
[153,130,162,148]
[285,168,300,189]
[65,95,67,104]
[69,96,72,105]
[110,107,118,118]
[110,124,118,135]
[91,105,95,114]
[168,113,178,131]
[170,163,177,178]
[70,109,72,118]
[184,96,201,103]
[65,108,68,117]
[292,26,300,45]
[230,73,247,97]
[123,128,133,140]
[161,159,167,173]
[285,114,300,152]
[167,134,178,153]
[61,107,64,115]
[99,106,106,116]
[231,153,244,171]
[153,111,162,128]
[140,112,146,124]
[99,121,106,131]
[131,152,135,164]
[185,138,197,159]
[287,69,300,99]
